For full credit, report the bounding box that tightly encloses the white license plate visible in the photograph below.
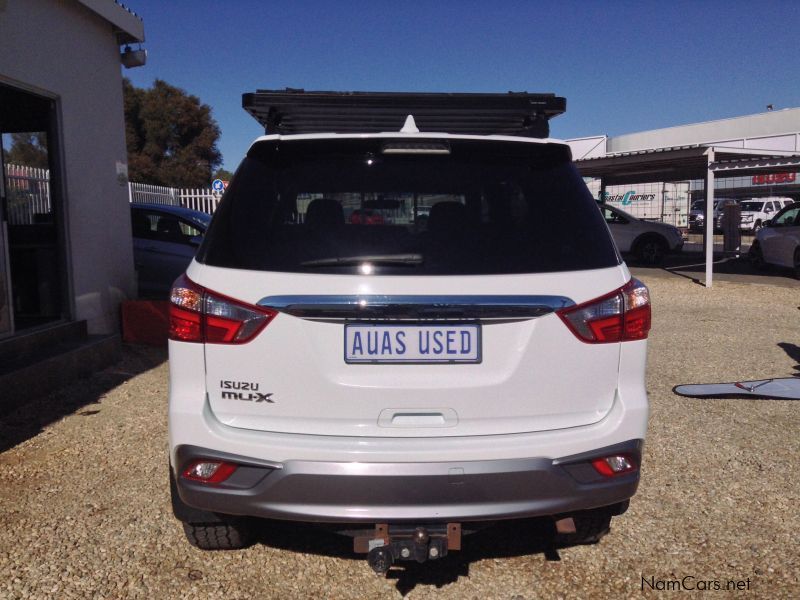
[344,324,481,364]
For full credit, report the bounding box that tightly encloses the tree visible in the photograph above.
[6,132,49,169]
[212,168,234,182]
[124,78,222,187]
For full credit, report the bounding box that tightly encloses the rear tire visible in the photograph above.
[182,521,255,550]
[554,510,612,547]
[634,236,667,265]
[748,241,767,271]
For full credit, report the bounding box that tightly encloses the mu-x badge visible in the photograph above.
[220,380,274,403]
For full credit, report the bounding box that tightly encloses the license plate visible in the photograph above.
[344,324,481,364]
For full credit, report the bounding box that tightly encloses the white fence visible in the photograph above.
[2,168,221,219]
[128,182,221,214]
[3,164,51,225]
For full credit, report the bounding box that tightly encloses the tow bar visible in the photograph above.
[354,523,461,574]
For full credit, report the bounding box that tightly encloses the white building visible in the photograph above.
[0,0,145,404]
[1,0,144,340]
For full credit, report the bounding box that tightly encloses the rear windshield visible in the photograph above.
[740,201,765,211]
[197,138,619,275]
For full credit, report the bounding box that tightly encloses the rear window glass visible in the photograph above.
[197,138,619,275]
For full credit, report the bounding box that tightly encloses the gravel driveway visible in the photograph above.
[1,270,798,599]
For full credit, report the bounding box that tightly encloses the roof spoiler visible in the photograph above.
[242,89,566,138]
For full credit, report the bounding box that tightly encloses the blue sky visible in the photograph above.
[124,0,800,172]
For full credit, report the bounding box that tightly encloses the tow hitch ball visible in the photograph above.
[358,524,461,575]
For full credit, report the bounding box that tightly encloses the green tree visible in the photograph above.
[124,78,222,187]
[6,132,49,169]
[212,168,234,181]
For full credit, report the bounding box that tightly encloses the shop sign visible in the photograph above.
[752,172,796,185]
[600,190,657,205]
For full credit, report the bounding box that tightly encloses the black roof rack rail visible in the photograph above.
[242,89,566,138]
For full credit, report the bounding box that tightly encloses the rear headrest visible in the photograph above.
[427,201,467,234]
[305,198,344,228]
[132,212,151,236]
[156,217,180,235]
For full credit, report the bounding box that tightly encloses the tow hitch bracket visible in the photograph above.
[355,523,461,575]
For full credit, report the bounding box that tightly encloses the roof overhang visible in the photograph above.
[575,145,800,184]
[78,0,145,44]
[242,89,567,137]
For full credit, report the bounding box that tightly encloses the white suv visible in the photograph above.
[739,197,792,233]
[167,91,650,572]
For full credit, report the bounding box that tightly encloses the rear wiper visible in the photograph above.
[300,254,424,267]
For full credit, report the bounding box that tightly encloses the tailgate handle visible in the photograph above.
[378,408,458,428]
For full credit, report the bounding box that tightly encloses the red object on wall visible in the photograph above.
[121,300,170,346]
[752,172,796,185]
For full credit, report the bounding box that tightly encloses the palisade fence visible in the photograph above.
[128,182,221,214]
[3,163,51,225]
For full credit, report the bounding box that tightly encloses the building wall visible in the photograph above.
[0,0,136,334]
[607,109,800,154]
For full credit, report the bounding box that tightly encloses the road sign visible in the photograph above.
[212,179,225,193]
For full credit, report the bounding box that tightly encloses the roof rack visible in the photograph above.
[242,89,566,138]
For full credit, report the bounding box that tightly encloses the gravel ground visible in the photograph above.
[1,270,798,599]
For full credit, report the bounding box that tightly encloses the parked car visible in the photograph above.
[167,94,650,571]
[130,203,211,298]
[739,197,792,234]
[600,204,683,264]
[748,202,800,279]
[688,198,738,232]
[348,208,385,225]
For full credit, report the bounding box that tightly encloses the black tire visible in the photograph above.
[555,510,612,547]
[634,236,667,265]
[748,241,767,271]
[182,521,254,550]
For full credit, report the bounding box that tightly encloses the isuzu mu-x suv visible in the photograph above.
[168,91,650,572]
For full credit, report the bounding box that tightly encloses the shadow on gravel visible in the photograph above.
[627,253,798,287]
[252,518,569,595]
[778,342,800,377]
[0,344,166,453]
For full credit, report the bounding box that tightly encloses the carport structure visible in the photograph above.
[575,145,800,287]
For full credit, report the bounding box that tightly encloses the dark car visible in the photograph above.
[130,203,211,298]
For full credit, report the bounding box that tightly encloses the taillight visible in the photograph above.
[557,278,651,344]
[181,460,238,484]
[591,454,638,477]
[169,274,277,344]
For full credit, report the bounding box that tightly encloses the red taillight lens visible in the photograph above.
[169,274,277,344]
[591,455,638,477]
[557,278,651,344]
[181,460,238,484]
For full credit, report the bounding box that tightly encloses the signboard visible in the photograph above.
[752,172,796,185]
[212,179,226,194]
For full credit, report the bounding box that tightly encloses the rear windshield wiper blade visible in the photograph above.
[300,254,424,267]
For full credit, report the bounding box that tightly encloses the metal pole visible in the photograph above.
[705,149,715,287]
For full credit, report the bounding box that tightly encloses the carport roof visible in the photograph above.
[575,145,800,185]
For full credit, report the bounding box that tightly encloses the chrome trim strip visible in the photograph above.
[257,295,574,322]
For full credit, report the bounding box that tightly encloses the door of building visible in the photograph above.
[0,82,66,333]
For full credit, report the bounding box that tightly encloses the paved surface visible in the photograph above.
[0,270,798,599]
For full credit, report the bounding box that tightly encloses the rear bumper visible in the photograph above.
[172,440,641,523]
